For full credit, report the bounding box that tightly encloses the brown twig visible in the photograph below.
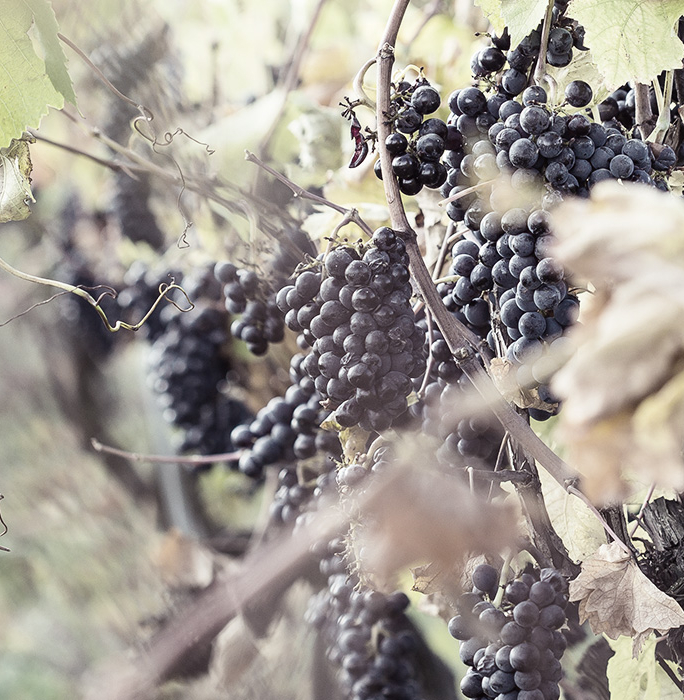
[89,505,345,700]
[374,0,580,494]
[245,149,375,237]
[90,438,242,465]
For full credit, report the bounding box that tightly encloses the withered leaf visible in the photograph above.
[569,541,684,656]
[357,467,518,582]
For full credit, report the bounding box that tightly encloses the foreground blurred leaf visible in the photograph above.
[356,465,518,581]
[550,182,684,502]
[569,542,684,656]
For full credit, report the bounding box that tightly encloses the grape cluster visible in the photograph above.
[142,265,252,457]
[99,30,171,251]
[230,352,342,479]
[431,18,682,416]
[448,563,569,700]
[278,228,425,433]
[374,78,456,195]
[306,537,428,700]
[474,3,585,86]
[214,261,285,356]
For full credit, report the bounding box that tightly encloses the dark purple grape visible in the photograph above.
[509,641,540,671]
[411,84,441,115]
[565,80,593,107]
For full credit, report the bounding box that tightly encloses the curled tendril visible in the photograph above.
[0,494,8,551]
[0,253,194,333]
[105,281,194,332]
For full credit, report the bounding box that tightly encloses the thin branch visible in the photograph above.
[352,57,378,110]
[28,130,124,171]
[90,438,242,465]
[59,33,145,113]
[533,1,555,88]
[438,178,496,206]
[245,150,375,237]
[374,0,580,494]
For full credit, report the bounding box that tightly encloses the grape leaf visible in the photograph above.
[0,136,35,222]
[536,463,606,563]
[570,0,684,89]
[473,0,506,36]
[607,636,684,700]
[569,541,684,656]
[24,0,76,106]
[0,1,66,148]
[474,0,547,47]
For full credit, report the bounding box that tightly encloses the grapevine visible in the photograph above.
[4,1,684,699]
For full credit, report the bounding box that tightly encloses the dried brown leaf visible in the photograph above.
[357,468,518,582]
[569,542,684,656]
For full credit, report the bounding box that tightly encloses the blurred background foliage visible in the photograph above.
[0,0,488,697]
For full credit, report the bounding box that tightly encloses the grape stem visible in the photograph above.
[244,150,375,237]
[374,0,581,495]
[628,482,657,538]
[533,0,555,90]
[0,254,193,332]
[492,549,514,607]
[648,71,674,144]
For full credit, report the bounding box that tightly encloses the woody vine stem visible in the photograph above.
[373,0,631,558]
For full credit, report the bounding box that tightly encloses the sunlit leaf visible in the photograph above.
[0,1,67,147]
[570,0,684,89]
[24,0,76,106]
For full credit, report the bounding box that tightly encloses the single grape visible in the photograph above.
[565,80,593,107]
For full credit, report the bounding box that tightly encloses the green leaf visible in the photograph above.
[570,0,684,89]
[473,0,506,36]
[607,636,683,699]
[0,136,35,222]
[474,0,548,46]
[501,0,548,48]
[0,1,65,148]
[23,0,76,106]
